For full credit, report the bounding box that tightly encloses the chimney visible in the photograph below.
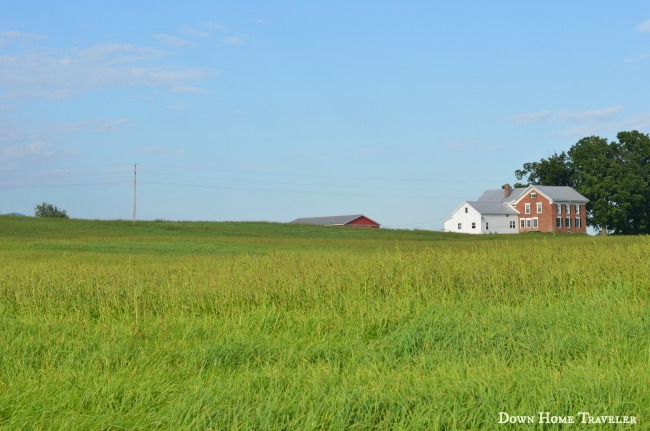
[503,183,511,197]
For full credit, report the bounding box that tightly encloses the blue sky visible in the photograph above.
[2,1,650,229]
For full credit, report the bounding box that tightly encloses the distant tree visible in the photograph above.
[34,202,69,218]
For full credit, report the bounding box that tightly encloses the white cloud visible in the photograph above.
[611,112,650,131]
[636,19,650,32]
[0,43,211,99]
[1,104,135,167]
[509,106,622,125]
[555,106,623,122]
[206,23,228,31]
[511,106,650,138]
[170,85,206,94]
[0,30,47,47]
[0,118,63,167]
[223,35,246,46]
[181,26,211,38]
[1,142,57,160]
[444,140,502,153]
[508,111,552,124]
[444,141,470,151]
[154,34,193,48]
[53,118,134,134]
[623,52,650,63]
[138,145,184,157]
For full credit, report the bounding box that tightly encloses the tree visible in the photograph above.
[514,151,575,188]
[568,136,630,234]
[514,131,650,235]
[34,202,69,218]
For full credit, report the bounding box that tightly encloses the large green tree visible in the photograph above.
[514,151,575,188]
[515,131,650,235]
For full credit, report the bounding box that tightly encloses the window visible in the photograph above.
[472,222,476,229]
[510,220,516,229]
[458,223,462,230]
[537,202,542,213]
[575,218,581,228]
[565,204,571,214]
[565,217,571,228]
[485,222,489,230]
[531,192,537,198]
[465,207,468,213]
[575,204,580,214]
[520,219,525,228]
[556,217,562,228]
[556,204,562,214]
[526,219,532,228]
[533,218,538,228]
[525,203,531,214]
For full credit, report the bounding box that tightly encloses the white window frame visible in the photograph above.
[575,204,580,214]
[556,217,562,228]
[526,219,532,228]
[520,219,525,228]
[525,203,531,214]
[565,204,571,214]
[575,217,581,228]
[458,223,462,230]
[565,217,571,228]
[533,217,538,228]
[472,222,476,229]
[537,202,542,213]
[556,204,562,214]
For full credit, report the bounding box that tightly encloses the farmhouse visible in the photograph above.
[444,184,589,234]
[290,214,380,228]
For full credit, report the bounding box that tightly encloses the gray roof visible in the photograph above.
[477,188,527,203]
[290,214,378,226]
[477,185,588,204]
[532,185,589,203]
[467,201,519,215]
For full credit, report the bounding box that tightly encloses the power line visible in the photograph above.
[137,180,467,200]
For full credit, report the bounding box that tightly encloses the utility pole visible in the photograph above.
[133,163,137,224]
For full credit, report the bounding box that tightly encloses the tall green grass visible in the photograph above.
[0,218,648,429]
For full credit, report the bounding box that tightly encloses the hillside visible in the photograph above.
[0,216,646,430]
[0,216,594,256]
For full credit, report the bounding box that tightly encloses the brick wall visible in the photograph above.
[515,192,555,232]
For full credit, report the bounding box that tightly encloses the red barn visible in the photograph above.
[290,214,380,228]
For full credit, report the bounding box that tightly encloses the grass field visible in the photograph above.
[0,217,648,430]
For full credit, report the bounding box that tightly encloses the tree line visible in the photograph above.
[514,130,650,235]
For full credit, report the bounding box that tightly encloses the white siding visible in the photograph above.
[443,203,483,234]
[444,203,519,234]
[482,214,518,234]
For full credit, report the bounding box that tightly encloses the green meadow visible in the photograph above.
[0,217,648,430]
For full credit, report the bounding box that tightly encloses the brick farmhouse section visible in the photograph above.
[514,188,587,233]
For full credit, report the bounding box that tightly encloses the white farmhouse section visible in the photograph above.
[443,201,519,234]
[443,202,482,234]
[481,213,517,234]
